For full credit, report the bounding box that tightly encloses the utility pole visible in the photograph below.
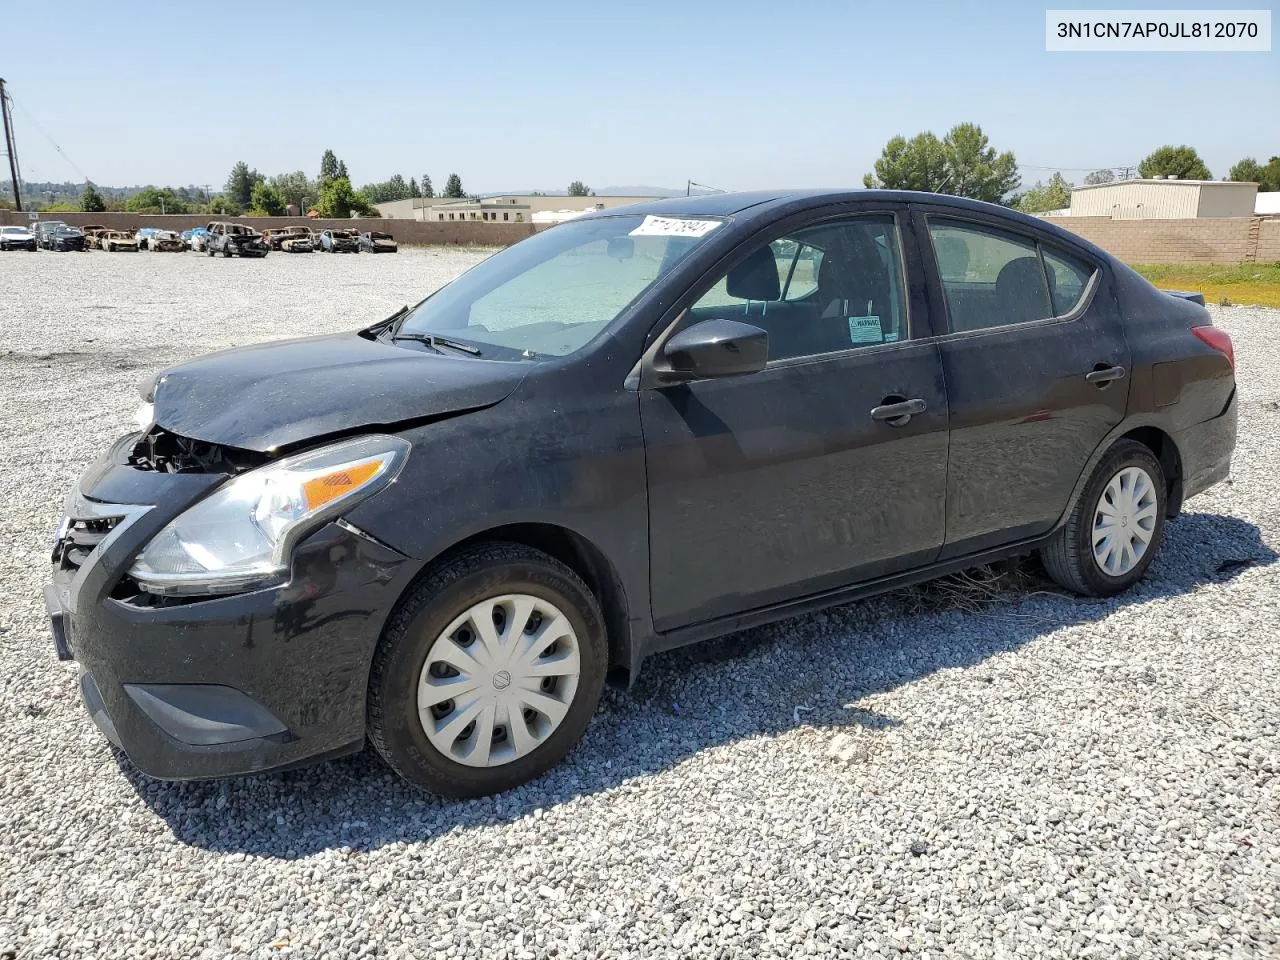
[0,78,24,211]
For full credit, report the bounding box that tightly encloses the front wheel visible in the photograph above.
[368,543,608,797]
[1040,439,1167,596]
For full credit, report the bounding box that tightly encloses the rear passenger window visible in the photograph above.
[1042,247,1094,316]
[689,215,907,362]
[928,221,1052,333]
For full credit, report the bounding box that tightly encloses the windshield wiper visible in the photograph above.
[392,331,482,356]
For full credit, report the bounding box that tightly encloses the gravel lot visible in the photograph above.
[1,248,1276,959]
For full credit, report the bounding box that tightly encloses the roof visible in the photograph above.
[1072,178,1256,191]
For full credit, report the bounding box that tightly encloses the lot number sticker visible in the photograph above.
[629,216,722,238]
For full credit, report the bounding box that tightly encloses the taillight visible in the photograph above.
[1192,325,1234,371]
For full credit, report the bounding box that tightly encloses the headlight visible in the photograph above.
[134,401,154,433]
[128,434,409,596]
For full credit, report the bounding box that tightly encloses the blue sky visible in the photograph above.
[2,0,1275,193]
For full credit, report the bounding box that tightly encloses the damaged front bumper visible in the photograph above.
[45,436,417,780]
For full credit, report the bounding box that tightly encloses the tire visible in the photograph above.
[222,247,232,258]
[368,542,608,797]
[1039,439,1166,597]
[206,246,214,257]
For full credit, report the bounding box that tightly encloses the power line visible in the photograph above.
[5,90,92,184]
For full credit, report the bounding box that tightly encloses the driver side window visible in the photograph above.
[688,215,907,362]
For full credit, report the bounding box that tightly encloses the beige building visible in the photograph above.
[374,194,659,222]
[1069,178,1258,219]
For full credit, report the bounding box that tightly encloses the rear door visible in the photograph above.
[641,207,950,632]
[914,206,1131,557]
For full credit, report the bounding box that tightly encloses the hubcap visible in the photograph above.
[417,594,581,768]
[1092,466,1158,577]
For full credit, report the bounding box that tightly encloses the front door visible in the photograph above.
[641,211,950,632]
[916,209,1132,557]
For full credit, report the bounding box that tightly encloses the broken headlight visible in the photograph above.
[128,435,409,596]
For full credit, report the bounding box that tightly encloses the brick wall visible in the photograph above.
[0,211,539,246]
[1257,219,1280,264]
[1049,216,1273,264]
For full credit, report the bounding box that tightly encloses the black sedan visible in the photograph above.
[47,190,1237,797]
[40,224,87,251]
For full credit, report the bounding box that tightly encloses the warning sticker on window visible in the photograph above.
[628,216,722,238]
[847,316,883,344]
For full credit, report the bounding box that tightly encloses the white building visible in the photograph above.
[1069,178,1258,219]
[374,194,658,222]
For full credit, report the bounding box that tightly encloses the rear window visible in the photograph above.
[1042,247,1094,316]
[927,219,1096,333]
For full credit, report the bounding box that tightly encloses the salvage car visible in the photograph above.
[359,231,398,253]
[0,225,37,251]
[205,221,268,258]
[99,230,140,252]
[261,226,314,253]
[80,225,110,249]
[46,190,1237,798]
[316,228,360,252]
[135,227,161,251]
[39,223,87,251]
[148,229,186,252]
[183,227,209,252]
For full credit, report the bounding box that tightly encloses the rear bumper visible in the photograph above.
[1174,388,1237,503]
[46,455,418,780]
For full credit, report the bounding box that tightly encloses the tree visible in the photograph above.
[1228,157,1264,183]
[567,180,591,196]
[336,160,349,180]
[863,123,1018,202]
[1138,145,1211,181]
[224,161,263,209]
[442,173,465,198]
[248,181,286,216]
[1018,172,1073,213]
[422,175,434,198]
[267,171,314,212]
[940,123,1020,203]
[1227,156,1280,190]
[208,195,240,215]
[80,183,106,212]
[1084,168,1116,185]
[409,177,421,198]
[863,132,948,192]
[319,149,341,182]
[316,177,376,218]
[124,187,191,214]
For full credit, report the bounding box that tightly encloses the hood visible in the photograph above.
[149,333,529,452]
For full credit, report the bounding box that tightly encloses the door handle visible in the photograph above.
[870,398,927,424]
[1085,365,1126,385]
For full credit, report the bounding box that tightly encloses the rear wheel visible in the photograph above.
[368,543,607,797]
[1040,440,1166,596]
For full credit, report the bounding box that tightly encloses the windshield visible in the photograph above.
[398,213,721,358]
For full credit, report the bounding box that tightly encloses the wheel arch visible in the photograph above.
[1058,418,1185,530]
[1118,425,1184,516]
[400,522,634,687]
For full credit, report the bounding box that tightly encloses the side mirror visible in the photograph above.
[656,318,768,383]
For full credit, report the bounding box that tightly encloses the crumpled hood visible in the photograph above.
[149,333,527,452]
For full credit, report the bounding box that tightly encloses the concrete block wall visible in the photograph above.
[1048,216,1272,264]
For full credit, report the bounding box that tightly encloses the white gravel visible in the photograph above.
[0,249,1277,959]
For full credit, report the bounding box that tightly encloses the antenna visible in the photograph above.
[0,78,23,211]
